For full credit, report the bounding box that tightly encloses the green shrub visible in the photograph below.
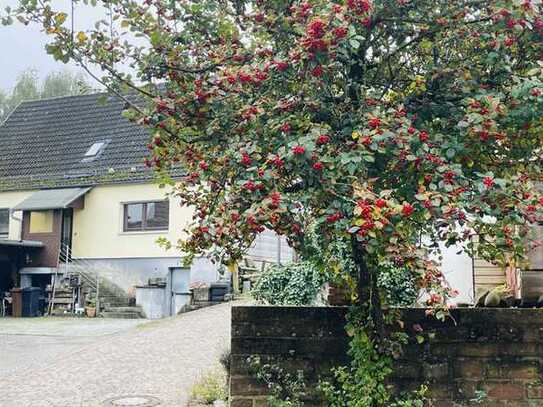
[190,369,227,403]
[251,261,325,306]
[319,314,427,407]
[377,262,418,307]
[219,348,231,376]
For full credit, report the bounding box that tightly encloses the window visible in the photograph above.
[0,209,8,239]
[29,211,54,234]
[85,142,105,157]
[123,201,169,232]
[82,139,110,162]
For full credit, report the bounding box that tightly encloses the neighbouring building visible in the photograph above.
[438,225,543,305]
[0,93,293,315]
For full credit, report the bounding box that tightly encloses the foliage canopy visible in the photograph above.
[6,0,543,315]
[0,69,89,121]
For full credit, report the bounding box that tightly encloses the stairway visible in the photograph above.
[59,265,131,306]
[57,244,134,316]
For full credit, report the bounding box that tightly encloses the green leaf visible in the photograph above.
[54,12,67,25]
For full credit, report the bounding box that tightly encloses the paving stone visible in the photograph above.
[0,303,233,407]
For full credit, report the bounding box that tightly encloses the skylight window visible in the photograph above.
[85,142,105,157]
[81,139,110,162]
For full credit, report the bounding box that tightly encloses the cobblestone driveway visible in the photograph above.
[0,303,232,407]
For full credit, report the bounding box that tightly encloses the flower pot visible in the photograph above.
[85,306,96,318]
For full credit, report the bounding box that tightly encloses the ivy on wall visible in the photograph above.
[251,261,326,306]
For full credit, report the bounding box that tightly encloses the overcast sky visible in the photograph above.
[0,0,109,92]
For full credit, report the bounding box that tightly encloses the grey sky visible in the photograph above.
[0,0,109,92]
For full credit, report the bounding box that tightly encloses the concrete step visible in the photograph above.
[101,311,144,319]
[101,304,131,309]
[99,298,131,307]
[105,306,143,313]
[101,305,130,309]
[101,305,144,319]
[100,297,130,303]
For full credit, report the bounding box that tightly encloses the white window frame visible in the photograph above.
[121,200,170,234]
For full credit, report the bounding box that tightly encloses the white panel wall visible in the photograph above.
[247,229,295,264]
[435,242,474,305]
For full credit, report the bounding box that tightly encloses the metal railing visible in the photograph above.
[57,243,131,309]
[58,244,100,289]
[49,243,102,314]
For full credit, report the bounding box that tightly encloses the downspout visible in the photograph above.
[9,209,23,241]
[9,210,25,289]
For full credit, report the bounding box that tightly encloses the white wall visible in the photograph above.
[0,190,32,240]
[72,183,192,259]
[247,229,295,264]
[436,242,474,305]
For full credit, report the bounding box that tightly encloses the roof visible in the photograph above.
[12,187,92,211]
[0,92,155,192]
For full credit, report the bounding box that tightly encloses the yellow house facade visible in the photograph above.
[0,182,207,289]
[0,92,228,304]
[0,93,293,317]
[71,183,190,259]
[1,184,192,254]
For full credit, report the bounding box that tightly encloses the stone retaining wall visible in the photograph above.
[230,306,543,407]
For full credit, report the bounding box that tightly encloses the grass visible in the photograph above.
[135,319,164,330]
[190,369,228,404]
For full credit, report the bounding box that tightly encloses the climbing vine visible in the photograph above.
[319,309,427,407]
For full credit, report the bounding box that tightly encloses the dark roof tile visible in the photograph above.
[0,92,155,191]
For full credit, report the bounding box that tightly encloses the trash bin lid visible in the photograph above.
[210,282,229,288]
[22,287,41,292]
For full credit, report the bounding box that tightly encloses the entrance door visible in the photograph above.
[60,209,73,260]
[169,267,190,316]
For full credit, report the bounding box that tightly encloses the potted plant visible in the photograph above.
[85,297,97,318]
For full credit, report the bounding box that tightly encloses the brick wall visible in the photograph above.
[231,306,543,407]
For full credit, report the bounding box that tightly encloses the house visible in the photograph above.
[439,224,543,305]
[0,93,293,315]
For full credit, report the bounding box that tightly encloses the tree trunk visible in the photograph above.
[352,235,371,306]
[351,236,384,338]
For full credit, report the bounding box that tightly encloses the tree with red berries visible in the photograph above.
[5,0,543,398]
